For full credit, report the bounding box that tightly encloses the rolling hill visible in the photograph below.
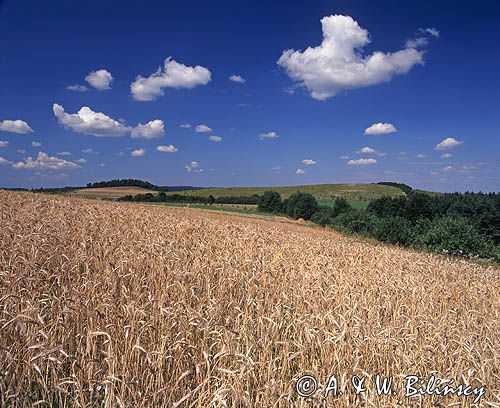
[165,183,406,202]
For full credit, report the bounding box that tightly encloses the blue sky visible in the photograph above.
[0,0,499,192]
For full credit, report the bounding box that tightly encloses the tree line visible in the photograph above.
[118,192,261,205]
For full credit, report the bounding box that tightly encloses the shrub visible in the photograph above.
[285,192,319,220]
[258,191,282,213]
[373,216,414,245]
[332,210,377,235]
[414,216,494,259]
[280,198,289,214]
[310,207,336,226]
[331,197,352,217]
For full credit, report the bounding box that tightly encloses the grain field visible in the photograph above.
[0,191,498,407]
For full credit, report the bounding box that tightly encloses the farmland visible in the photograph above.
[1,191,498,407]
[68,186,158,199]
[165,183,405,201]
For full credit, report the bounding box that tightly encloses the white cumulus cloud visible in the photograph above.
[302,159,317,165]
[195,124,212,133]
[180,123,192,128]
[441,153,453,159]
[0,119,33,134]
[131,148,146,157]
[186,161,202,172]
[12,152,80,170]
[85,69,113,90]
[208,135,222,142]
[229,74,246,83]
[258,131,279,140]
[0,141,8,147]
[131,57,211,101]
[277,15,425,100]
[131,119,165,139]
[347,158,377,165]
[156,144,178,153]
[435,137,463,150]
[364,122,397,135]
[0,156,9,164]
[32,141,42,147]
[53,103,129,137]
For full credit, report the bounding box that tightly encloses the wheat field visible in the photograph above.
[0,191,498,407]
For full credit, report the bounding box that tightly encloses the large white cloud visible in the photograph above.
[435,137,463,150]
[277,15,425,100]
[131,120,165,139]
[364,122,397,135]
[131,57,211,101]
[85,69,113,90]
[0,119,33,134]
[53,104,129,137]
[347,158,377,165]
[12,152,80,170]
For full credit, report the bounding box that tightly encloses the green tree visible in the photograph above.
[414,216,494,258]
[258,191,282,213]
[373,216,414,245]
[285,192,319,220]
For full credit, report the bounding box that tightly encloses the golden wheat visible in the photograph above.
[0,191,498,407]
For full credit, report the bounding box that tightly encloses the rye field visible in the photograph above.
[0,190,498,407]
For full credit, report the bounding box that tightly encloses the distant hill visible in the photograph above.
[165,183,406,202]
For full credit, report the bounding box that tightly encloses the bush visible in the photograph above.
[414,216,495,259]
[258,191,282,213]
[285,192,319,220]
[331,197,352,217]
[310,207,336,226]
[332,210,377,235]
[373,216,414,245]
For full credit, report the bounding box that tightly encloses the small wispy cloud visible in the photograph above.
[258,131,278,140]
[229,74,246,83]
[347,158,377,166]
